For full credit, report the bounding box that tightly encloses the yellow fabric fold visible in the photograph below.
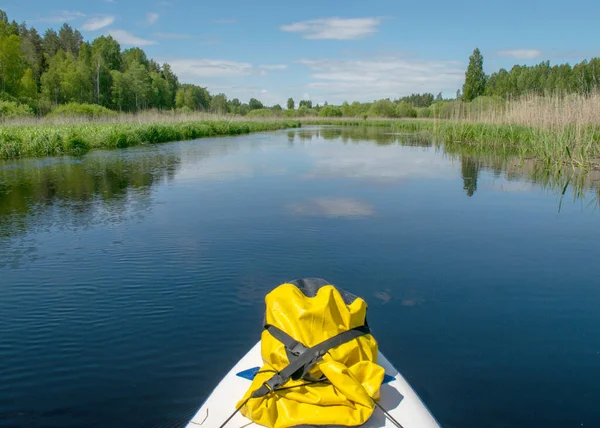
[237,283,384,428]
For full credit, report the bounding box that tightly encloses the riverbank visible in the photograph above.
[304,118,600,170]
[2,114,599,170]
[0,120,301,159]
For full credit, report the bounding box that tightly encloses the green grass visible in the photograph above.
[0,120,300,159]
[304,118,600,170]
[3,115,599,170]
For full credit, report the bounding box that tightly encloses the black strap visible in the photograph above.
[252,324,370,398]
[265,325,309,357]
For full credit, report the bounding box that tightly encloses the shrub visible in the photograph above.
[416,107,432,118]
[246,108,277,118]
[318,105,343,117]
[50,103,117,119]
[296,106,318,117]
[395,102,417,118]
[0,100,34,119]
[369,99,396,117]
[64,134,90,154]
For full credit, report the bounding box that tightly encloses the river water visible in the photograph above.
[1,126,599,428]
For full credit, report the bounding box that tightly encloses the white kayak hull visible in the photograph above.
[186,341,440,427]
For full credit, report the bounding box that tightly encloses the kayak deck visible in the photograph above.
[186,341,440,427]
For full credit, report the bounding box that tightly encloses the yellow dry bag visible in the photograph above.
[237,278,385,427]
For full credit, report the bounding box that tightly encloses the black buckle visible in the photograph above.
[289,341,308,356]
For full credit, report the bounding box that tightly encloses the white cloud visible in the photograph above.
[146,12,159,25]
[38,11,85,23]
[259,64,288,70]
[259,64,287,76]
[497,49,543,60]
[82,16,115,31]
[165,58,252,80]
[281,17,380,40]
[108,29,157,46]
[297,54,464,103]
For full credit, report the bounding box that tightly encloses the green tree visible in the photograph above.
[210,93,228,114]
[91,36,121,106]
[58,24,83,56]
[248,97,263,110]
[41,50,69,104]
[228,97,241,114]
[91,36,121,71]
[150,72,170,109]
[395,101,417,118]
[238,103,249,115]
[62,51,93,103]
[462,48,487,101]
[0,34,25,95]
[369,99,396,117]
[175,84,210,111]
[397,93,434,107]
[20,68,37,99]
[287,97,294,110]
[161,63,178,108]
[42,29,61,59]
[110,69,129,110]
[19,25,44,84]
[122,48,148,70]
[127,61,152,110]
[298,99,312,108]
[318,105,343,117]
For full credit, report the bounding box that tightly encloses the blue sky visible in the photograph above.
[2,0,599,105]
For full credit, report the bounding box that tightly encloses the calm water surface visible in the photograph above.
[1,127,599,428]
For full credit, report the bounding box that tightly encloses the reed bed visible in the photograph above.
[0,120,300,159]
[307,93,600,170]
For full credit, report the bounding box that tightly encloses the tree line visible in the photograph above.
[2,6,600,118]
[0,9,270,115]
[462,48,600,100]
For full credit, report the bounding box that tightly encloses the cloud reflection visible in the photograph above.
[287,197,374,218]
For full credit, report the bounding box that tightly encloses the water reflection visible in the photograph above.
[1,126,598,247]
[291,127,434,147]
[290,127,600,204]
[0,149,181,241]
[286,197,374,218]
[461,157,481,197]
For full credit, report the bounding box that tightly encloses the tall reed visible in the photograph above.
[0,120,300,159]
